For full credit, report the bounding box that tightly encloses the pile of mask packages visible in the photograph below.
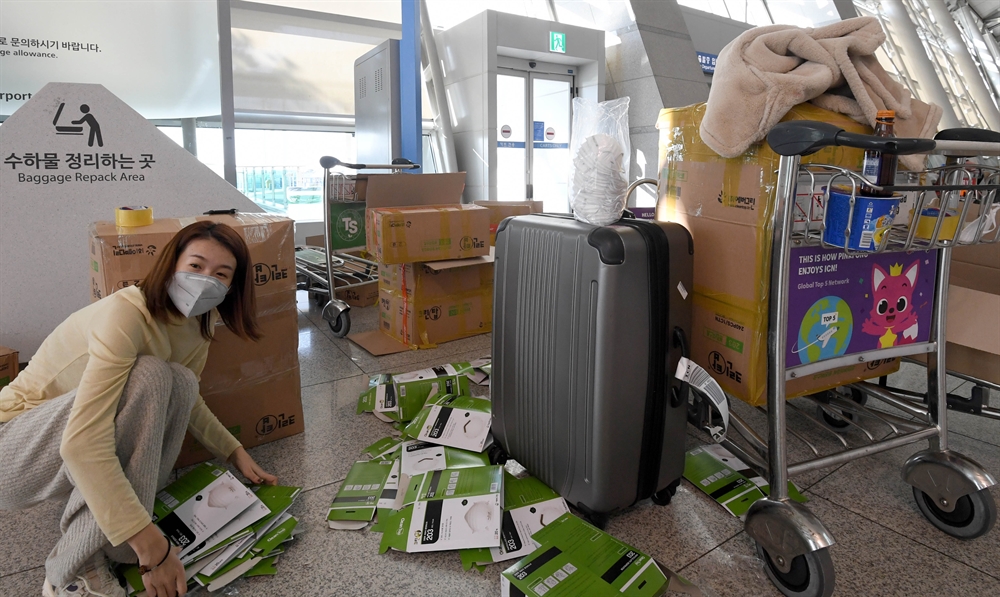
[328,359,700,596]
[116,462,303,596]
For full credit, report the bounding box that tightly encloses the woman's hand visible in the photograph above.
[128,524,185,597]
[229,446,277,485]
[143,544,186,597]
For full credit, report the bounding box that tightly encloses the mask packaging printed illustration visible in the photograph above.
[151,463,263,559]
[683,445,806,518]
[356,365,472,422]
[379,465,504,553]
[327,460,396,530]
[501,513,698,597]
[361,436,404,461]
[402,394,493,453]
[461,473,569,570]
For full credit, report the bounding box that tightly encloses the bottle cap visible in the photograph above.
[876,110,895,119]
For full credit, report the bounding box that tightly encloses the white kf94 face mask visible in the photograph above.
[168,272,229,317]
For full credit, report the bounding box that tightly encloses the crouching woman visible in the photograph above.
[0,221,277,597]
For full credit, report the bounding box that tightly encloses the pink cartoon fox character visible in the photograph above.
[862,261,920,348]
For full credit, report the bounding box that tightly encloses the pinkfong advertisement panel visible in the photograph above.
[786,247,938,365]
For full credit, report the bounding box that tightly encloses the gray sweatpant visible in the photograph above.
[0,356,198,587]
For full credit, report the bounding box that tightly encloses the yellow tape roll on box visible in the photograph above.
[115,206,153,227]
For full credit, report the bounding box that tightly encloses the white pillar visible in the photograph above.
[924,0,1000,131]
[881,0,962,129]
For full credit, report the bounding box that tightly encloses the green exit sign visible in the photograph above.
[549,31,566,53]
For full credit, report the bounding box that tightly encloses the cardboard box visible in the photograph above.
[928,242,1000,384]
[0,346,18,390]
[693,291,901,404]
[359,172,476,264]
[89,213,295,302]
[657,102,872,311]
[378,253,494,301]
[473,200,544,245]
[335,280,379,308]
[378,286,491,348]
[199,292,299,395]
[367,204,490,264]
[174,366,304,469]
[657,103,907,405]
[88,212,303,467]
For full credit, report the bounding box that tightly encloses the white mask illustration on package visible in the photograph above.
[192,480,241,519]
[168,272,229,317]
[463,500,495,533]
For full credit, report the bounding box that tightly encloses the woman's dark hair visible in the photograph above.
[139,221,261,341]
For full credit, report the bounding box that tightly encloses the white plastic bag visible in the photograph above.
[568,97,631,226]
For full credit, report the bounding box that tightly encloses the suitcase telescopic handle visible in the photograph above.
[671,327,690,408]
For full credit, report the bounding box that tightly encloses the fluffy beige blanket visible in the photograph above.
[700,17,941,171]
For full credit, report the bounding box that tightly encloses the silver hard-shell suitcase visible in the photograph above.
[490,214,693,525]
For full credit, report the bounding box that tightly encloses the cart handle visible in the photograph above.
[319,156,420,171]
[766,121,937,157]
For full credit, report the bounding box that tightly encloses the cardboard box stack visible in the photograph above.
[657,103,900,406]
[0,346,18,391]
[349,173,495,354]
[117,462,302,595]
[473,200,544,245]
[89,213,303,467]
[914,242,1000,385]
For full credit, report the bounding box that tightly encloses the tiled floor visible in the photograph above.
[2,292,999,596]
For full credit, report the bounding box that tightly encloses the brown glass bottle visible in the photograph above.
[860,110,897,197]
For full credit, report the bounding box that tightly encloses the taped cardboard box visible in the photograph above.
[359,172,484,264]
[0,346,18,390]
[473,200,544,245]
[89,213,295,302]
[657,103,904,405]
[378,286,492,348]
[378,252,494,300]
[693,292,900,404]
[175,366,304,469]
[657,103,872,310]
[367,204,490,264]
[199,292,299,395]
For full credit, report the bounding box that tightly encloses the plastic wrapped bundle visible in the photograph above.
[571,134,628,226]
[568,97,630,226]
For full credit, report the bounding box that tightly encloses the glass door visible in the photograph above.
[529,73,573,213]
[496,69,528,202]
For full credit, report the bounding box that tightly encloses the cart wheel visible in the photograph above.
[651,479,681,506]
[328,312,351,337]
[756,542,835,597]
[913,486,997,539]
[817,388,867,432]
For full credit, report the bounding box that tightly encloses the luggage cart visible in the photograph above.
[295,246,378,337]
[711,122,1000,597]
[303,156,419,337]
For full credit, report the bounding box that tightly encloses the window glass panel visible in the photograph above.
[255,1,402,23]
[235,129,356,222]
[233,30,374,115]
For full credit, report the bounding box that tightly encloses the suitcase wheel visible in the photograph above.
[651,479,681,506]
[574,503,609,530]
[487,444,509,466]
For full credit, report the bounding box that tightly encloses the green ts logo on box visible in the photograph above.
[328,202,366,250]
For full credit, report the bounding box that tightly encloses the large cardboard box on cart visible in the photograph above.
[657,103,902,406]
[88,213,304,467]
[913,242,1000,385]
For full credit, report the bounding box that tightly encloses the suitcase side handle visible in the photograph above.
[671,327,690,408]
